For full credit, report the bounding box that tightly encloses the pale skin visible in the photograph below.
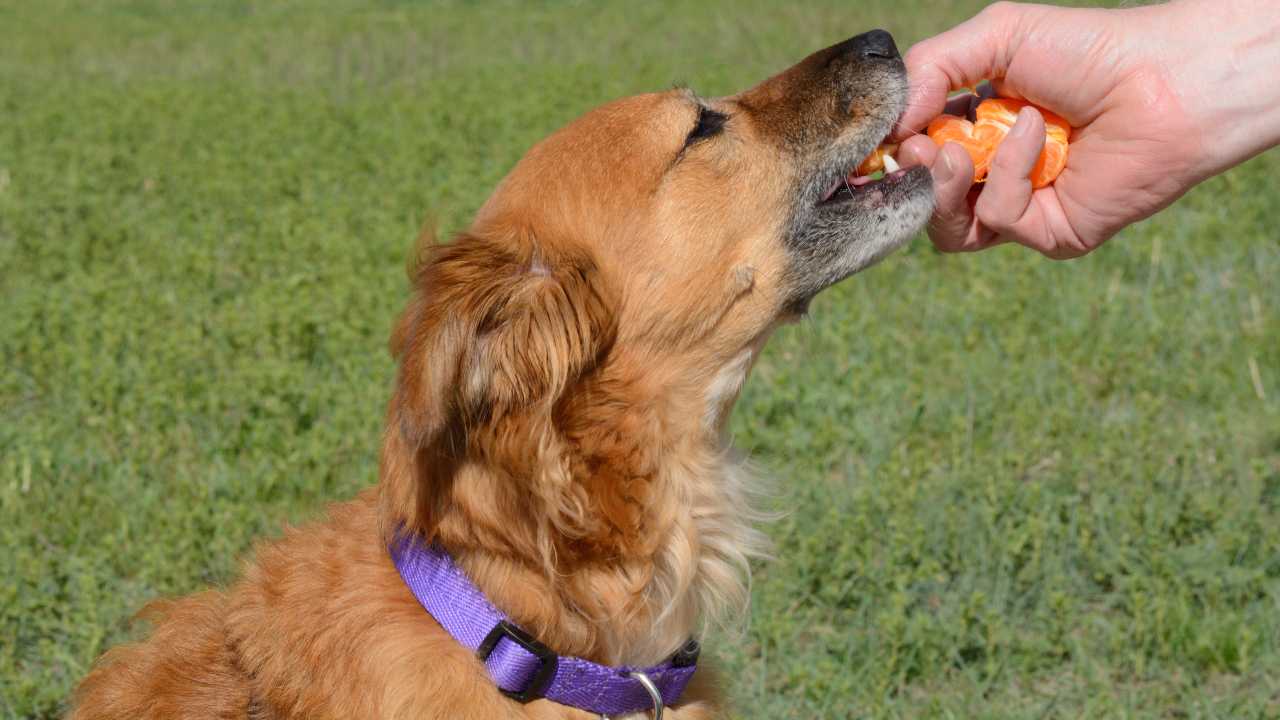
[892,0,1280,259]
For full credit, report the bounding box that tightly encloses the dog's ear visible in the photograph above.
[379,229,615,538]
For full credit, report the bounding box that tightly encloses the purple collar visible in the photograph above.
[390,534,700,715]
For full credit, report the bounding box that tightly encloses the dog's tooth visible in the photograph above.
[882,153,900,174]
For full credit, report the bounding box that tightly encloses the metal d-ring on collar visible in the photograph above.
[600,670,664,720]
[631,670,664,719]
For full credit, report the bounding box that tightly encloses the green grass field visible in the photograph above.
[2,1,1278,717]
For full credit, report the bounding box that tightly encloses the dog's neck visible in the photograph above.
[380,346,769,667]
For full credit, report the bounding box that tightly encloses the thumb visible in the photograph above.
[891,2,1025,141]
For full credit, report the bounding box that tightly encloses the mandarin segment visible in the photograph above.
[927,115,992,183]
[927,97,1071,188]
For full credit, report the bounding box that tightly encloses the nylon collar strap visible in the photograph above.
[390,535,700,714]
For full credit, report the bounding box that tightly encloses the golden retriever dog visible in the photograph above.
[69,30,931,719]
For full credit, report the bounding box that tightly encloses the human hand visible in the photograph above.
[893,0,1280,259]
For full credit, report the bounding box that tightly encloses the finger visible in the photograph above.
[1026,191,1087,258]
[971,107,1089,258]
[891,2,1025,140]
[927,142,992,252]
[974,106,1044,235]
[897,136,1003,254]
[989,78,1023,101]
[997,186,1089,259]
[896,134,938,169]
[892,55,952,142]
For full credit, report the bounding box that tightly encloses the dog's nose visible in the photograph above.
[851,29,900,61]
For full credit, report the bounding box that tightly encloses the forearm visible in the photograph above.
[1163,0,1280,176]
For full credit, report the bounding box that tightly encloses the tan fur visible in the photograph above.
[69,36,912,719]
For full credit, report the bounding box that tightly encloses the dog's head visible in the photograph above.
[475,29,928,337]
[382,31,930,583]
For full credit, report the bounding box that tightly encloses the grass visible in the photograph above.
[1,1,1277,717]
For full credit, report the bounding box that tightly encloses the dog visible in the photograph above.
[68,30,932,719]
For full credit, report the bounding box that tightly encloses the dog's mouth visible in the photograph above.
[817,143,909,205]
[782,99,933,305]
[816,164,924,207]
[796,100,933,232]
[809,121,928,213]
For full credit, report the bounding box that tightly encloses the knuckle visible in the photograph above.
[927,228,965,253]
[1049,225,1099,258]
[974,195,1018,232]
[935,193,973,226]
[992,149,1031,176]
[903,41,942,74]
[981,1,1017,23]
[935,177,968,205]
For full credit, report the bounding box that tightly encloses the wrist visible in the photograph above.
[1162,0,1280,178]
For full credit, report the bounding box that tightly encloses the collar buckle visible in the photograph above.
[476,620,559,702]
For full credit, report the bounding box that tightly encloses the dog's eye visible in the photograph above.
[685,106,727,146]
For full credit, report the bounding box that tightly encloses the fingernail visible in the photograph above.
[935,147,956,184]
[1009,107,1038,138]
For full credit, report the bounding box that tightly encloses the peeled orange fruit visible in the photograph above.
[927,114,999,183]
[927,98,1070,188]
